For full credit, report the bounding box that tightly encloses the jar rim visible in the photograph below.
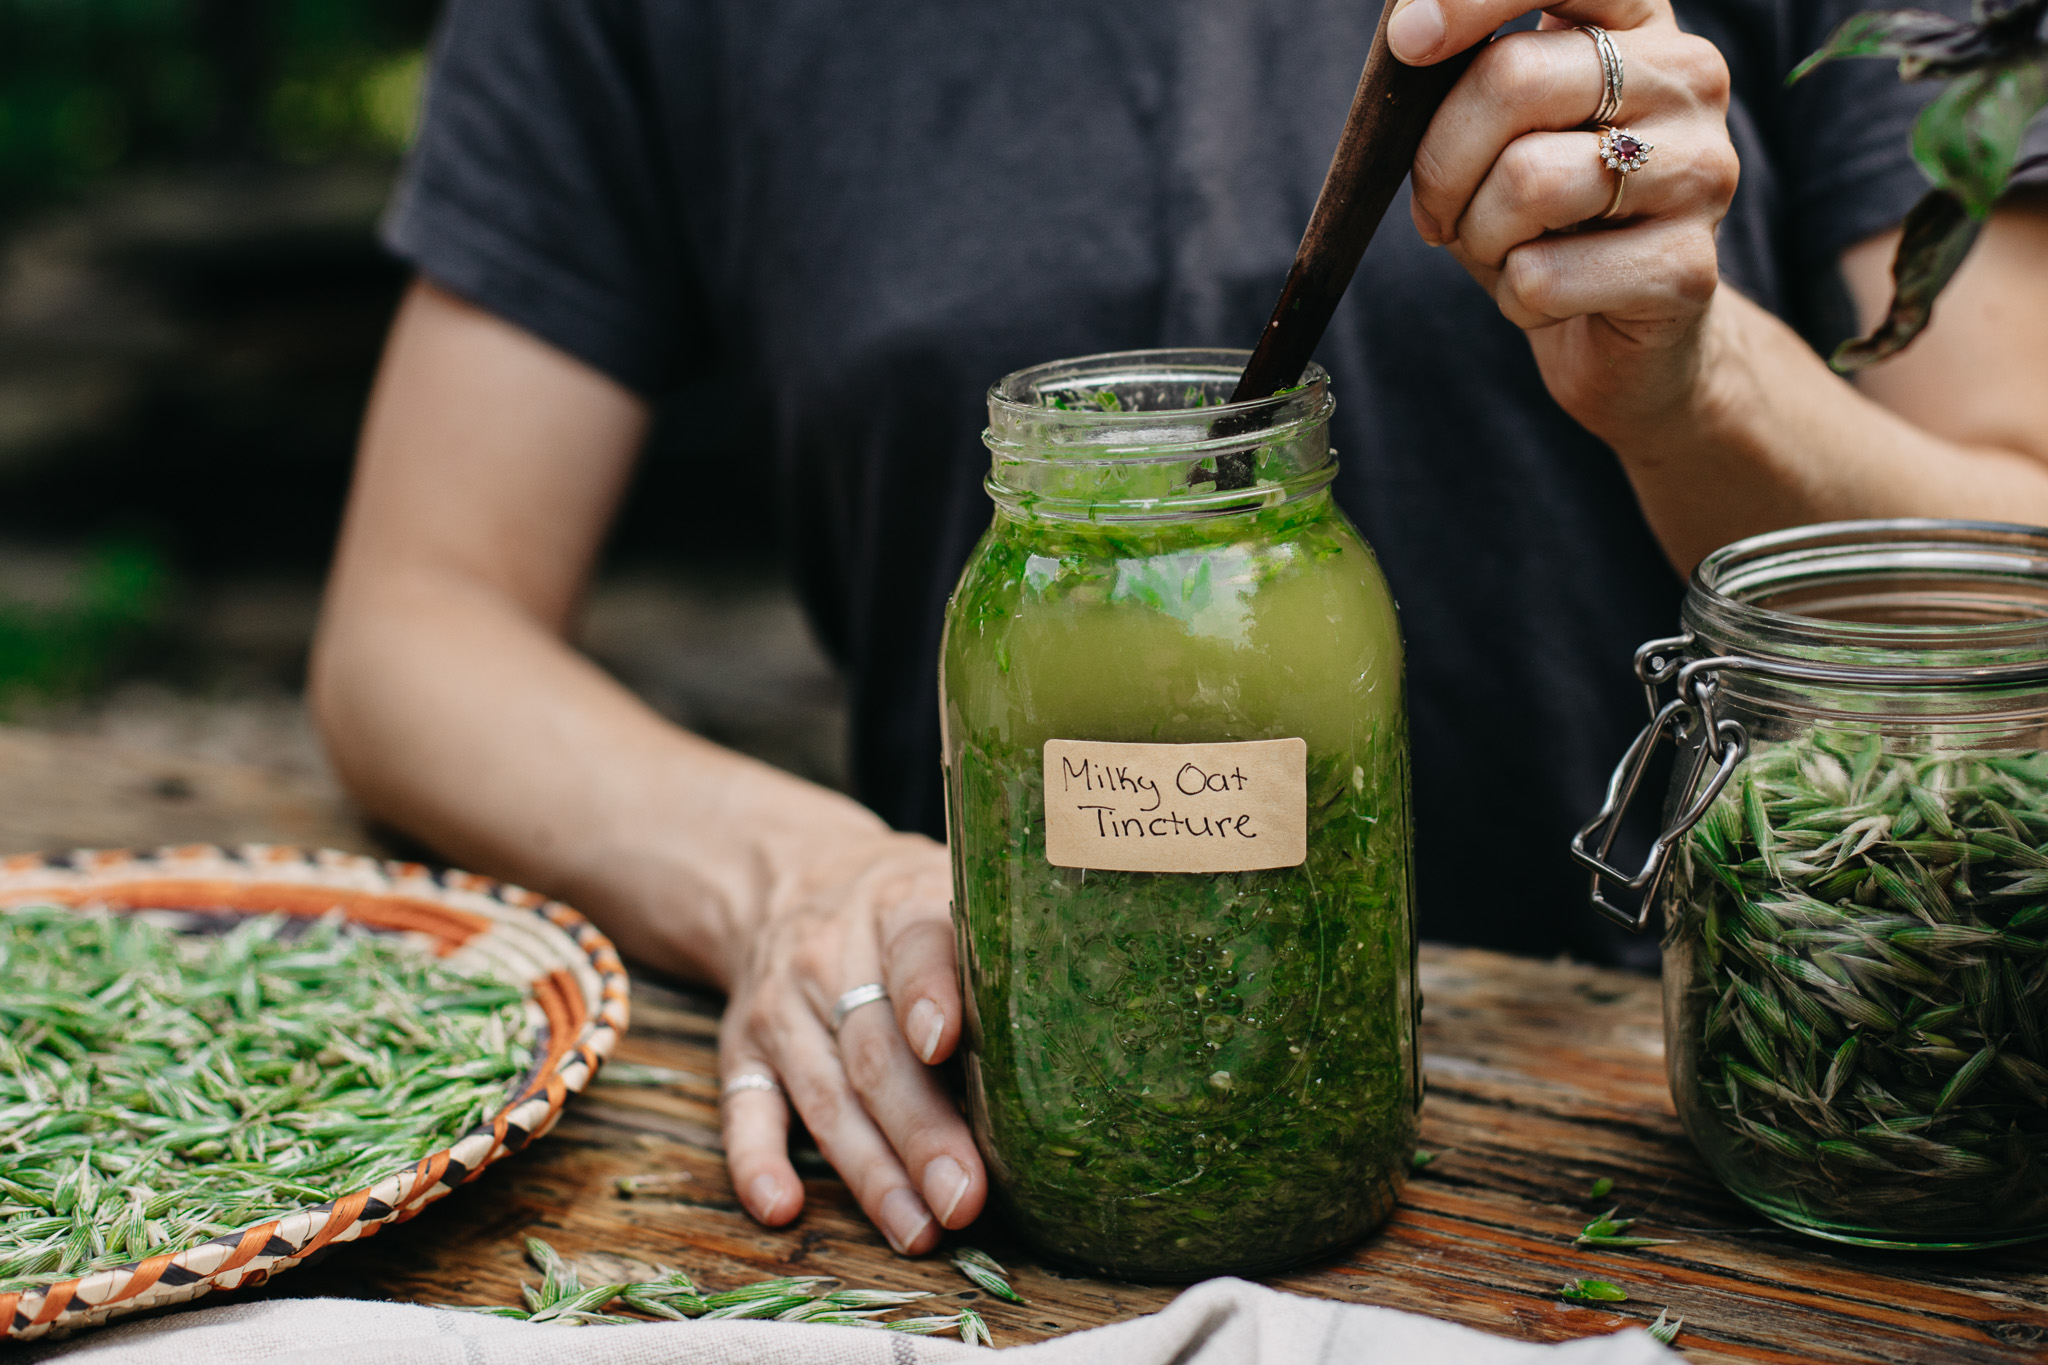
[986,348,1330,429]
[1687,518,2048,672]
[982,348,1337,522]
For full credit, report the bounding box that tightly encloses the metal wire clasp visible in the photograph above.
[1570,634,1748,932]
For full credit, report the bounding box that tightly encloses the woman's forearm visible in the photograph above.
[311,564,892,985]
[309,279,893,989]
[317,281,980,1249]
[1595,201,2048,577]
[1607,284,2048,576]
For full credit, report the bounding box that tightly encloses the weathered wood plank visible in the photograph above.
[264,948,2048,1361]
[0,726,374,855]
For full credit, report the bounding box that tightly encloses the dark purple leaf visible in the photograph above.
[1832,189,1983,370]
[1791,0,2048,81]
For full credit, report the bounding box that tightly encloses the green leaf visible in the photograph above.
[1560,1277,1630,1304]
[1582,1206,1633,1236]
[1912,61,2048,216]
[1831,189,1982,370]
[1412,1149,1438,1170]
[1577,1234,1684,1248]
[1790,7,2014,83]
[1587,1176,1614,1199]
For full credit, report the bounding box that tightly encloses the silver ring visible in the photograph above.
[1578,25,1623,127]
[830,982,890,1033]
[721,1071,783,1100]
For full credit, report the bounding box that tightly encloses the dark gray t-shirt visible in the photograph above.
[384,0,1980,965]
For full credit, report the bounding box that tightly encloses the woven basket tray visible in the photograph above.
[0,844,630,1342]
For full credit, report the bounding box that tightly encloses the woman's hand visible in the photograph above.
[1381,0,2048,580]
[1389,0,1738,443]
[317,281,986,1259]
[717,827,986,1254]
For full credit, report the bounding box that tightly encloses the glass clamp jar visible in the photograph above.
[941,349,1420,1281]
[1575,519,2048,1249]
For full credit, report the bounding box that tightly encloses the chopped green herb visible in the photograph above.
[1587,1176,1613,1200]
[0,905,531,1295]
[1412,1149,1438,1170]
[1646,1308,1684,1346]
[1559,1278,1630,1304]
[944,494,1417,1278]
[1092,389,1122,412]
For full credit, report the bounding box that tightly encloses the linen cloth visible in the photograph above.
[20,1279,1674,1365]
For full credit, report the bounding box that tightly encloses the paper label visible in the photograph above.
[1041,737,1308,873]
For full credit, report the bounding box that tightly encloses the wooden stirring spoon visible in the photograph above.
[1211,0,1478,489]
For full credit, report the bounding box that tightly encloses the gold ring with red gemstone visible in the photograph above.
[1596,125,1652,220]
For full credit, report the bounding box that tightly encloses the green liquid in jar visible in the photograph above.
[941,490,1419,1279]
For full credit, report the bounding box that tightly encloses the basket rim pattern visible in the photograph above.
[0,843,631,1342]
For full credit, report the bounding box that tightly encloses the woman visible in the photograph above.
[312,0,2048,1257]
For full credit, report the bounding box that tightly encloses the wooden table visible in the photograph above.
[258,949,2048,1362]
[4,727,2045,1361]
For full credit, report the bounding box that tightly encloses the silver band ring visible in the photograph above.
[830,982,891,1033]
[722,1071,783,1100]
[1578,25,1624,127]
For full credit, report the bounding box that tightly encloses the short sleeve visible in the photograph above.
[380,0,698,395]
[1780,0,2048,271]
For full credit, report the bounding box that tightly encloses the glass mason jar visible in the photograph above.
[1576,519,2048,1250]
[939,349,1419,1281]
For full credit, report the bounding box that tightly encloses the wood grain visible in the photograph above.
[270,947,2048,1360]
[0,726,374,856]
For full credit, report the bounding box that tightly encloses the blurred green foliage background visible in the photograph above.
[1,0,435,216]
[0,542,167,710]
[0,0,438,705]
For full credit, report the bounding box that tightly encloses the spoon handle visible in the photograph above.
[1230,4,1480,404]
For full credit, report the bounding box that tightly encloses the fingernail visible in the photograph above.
[749,1173,788,1223]
[924,1155,972,1225]
[1387,0,1444,62]
[907,998,945,1063]
[879,1186,936,1254]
